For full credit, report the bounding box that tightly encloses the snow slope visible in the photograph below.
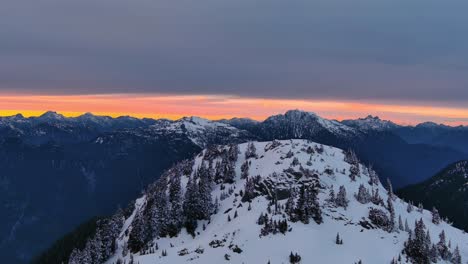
[103,140,467,264]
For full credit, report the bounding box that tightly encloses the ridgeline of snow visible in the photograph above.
[151,116,255,147]
[98,140,468,264]
[342,115,399,132]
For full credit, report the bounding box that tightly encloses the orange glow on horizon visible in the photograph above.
[0,93,467,126]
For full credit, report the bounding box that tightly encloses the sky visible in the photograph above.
[1,0,468,124]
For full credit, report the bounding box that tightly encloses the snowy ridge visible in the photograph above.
[342,115,400,131]
[262,110,358,139]
[151,116,254,147]
[83,139,468,264]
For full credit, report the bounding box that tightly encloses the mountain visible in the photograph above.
[393,125,468,154]
[0,112,157,145]
[397,160,468,232]
[342,115,400,131]
[3,110,467,263]
[226,110,467,188]
[0,114,255,263]
[342,115,468,154]
[149,116,256,148]
[217,117,260,132]
[59,140,468,264]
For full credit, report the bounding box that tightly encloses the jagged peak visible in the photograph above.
[35,111,66,122]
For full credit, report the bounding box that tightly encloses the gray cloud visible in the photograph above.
[1,0,468,102]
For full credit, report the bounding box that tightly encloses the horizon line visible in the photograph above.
[0,109,465,128]
[1,93,468,126]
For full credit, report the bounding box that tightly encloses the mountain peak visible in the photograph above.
[38,111,66,121]
[342,115,398,131]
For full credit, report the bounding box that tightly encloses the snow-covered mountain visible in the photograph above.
[261,110,357,138]
[147,116,256,148]
[342,115,400,131]
[69,140,468,264]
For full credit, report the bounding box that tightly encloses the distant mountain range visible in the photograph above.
[342,114,468,154]
[1,110,467,263]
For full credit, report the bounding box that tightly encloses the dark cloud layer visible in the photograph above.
[1,0,468,102]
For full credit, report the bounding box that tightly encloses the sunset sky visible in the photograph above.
[1,0,468,125]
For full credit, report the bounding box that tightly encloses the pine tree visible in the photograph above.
[198,164,214,219]
[183,175,201,235]
[429,244,438,263]
[335,185,349,209]
[398,215,404,231]
[404,218,430,264]
[335,233,343,245]
[407,201,414,213]
[168,174,183,236]
[241,160,250,179]
[405,218,411,233]
[245,142,257,159]
[431,207,441,225]
[228,144,239,162]
[451,246,462,264]
[418,203,424,213]
[327,187,336,205]
[367,166,380,185]
[295,184,322,224]
[386,178,394,200]
[370,188,384,206]
[150,186,169,237]
[344,149,360,181]
[387,194,395,232]
[221,154,236,184]
[355,184,370,204]
[437,230,450,260]
[242,176,256,202]
[285,189,296,221]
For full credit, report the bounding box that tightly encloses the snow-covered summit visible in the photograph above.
[70,140,468,264]
[342,115,399,131]
[262,110,357,138]
[151,116,255,147]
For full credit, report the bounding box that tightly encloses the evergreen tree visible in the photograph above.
[295,184,322,224]
[451,246,462,264]
[198,164,214,219]
[404,218,430,264]
[327,186,336,205]
[150,186,169,238]
[370,188,384,206]
[398,215,404,231]
[335,185,349,209]
[386,178,394,200]
[242,176,257,202]
[387,194,395,232]
[429,244,438,263]
[245,142,257,159]
[431,207,441,225]
[437,230,450,260]
[417,203,424,213]
[285,189,296,221]
[367,166,380,186]
[407,201,414,213]
[241,160,250,179]
[405,218,411,233]
[355,184,370,204]
[168,174,183,236]
[183,175,201,235]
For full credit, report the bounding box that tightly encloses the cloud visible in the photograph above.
[1,0,468,103]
